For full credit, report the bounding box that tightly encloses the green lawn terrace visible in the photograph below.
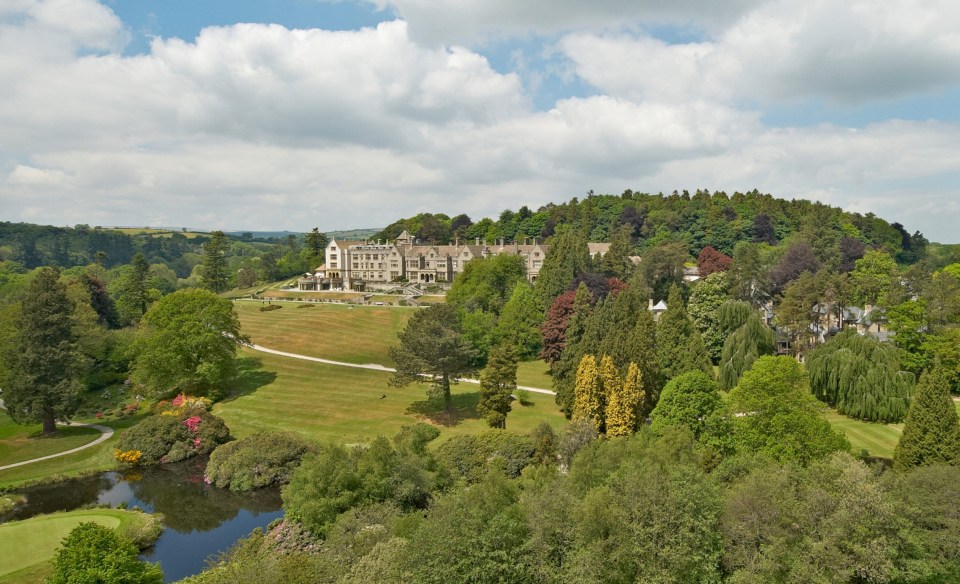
[215,351,567,445]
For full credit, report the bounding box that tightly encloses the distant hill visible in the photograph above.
[326,228,382,240]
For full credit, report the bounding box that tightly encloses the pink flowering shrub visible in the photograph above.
[116,409,230,465]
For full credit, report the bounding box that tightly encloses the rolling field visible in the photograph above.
[0,509,157,584]
[235,300,556,390]
[214,350,567,444]
[235,300,414,364]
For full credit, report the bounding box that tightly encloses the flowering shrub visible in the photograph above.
[116,410,230,465]
[94,412,104,419]
[183,415,202,433]
[114,449,143,465]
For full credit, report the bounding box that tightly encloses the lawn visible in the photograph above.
[0,415,144,490]
[214,350,567,446]
[0,417,100,467]
[234,300,415,365]
[0,508,158,584]
[516,360,553,391]
[824,410,902,459]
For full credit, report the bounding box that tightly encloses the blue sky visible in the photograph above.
[2,0,959,241]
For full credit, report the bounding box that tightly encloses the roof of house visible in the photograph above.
[650,300,668,311]
[588,242,611,256]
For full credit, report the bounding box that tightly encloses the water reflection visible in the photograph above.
[1,457,283,582]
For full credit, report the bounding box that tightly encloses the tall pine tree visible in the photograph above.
[656,285,712,380]
[894,368,960,470]
[478,343,517,429]
[3,267,83,434]
[200,230,230,293]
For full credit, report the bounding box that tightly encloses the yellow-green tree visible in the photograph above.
[606,362,645,437]
[572,354,603,432]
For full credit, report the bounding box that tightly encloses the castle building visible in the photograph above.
[298,230,550,291]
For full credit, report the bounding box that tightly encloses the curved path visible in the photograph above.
[247,343,557,396]
[0,400,114,472]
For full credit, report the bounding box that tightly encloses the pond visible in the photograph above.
[1,457,283,583]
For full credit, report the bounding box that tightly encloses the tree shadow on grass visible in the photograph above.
[406,391,481,427]
[219,357,278,404]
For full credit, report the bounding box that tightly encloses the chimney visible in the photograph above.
[648,298,654,310]
[475,237,480,245]
[865,304,873,314]
[455,237,459,247]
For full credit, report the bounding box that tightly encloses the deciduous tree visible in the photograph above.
[728,356,849,463]
[48,522,163,584]
[131,289,245,398]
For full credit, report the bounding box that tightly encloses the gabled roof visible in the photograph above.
[650,300,668,311]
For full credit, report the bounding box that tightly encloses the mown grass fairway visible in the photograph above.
[824,410,902,459]
[0,509,156,584]
[235,300,414,364]
[215,350,567,445]
[0,416,100,467]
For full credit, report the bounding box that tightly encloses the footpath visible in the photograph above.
[247,343,557,396]
[0,399,114,472]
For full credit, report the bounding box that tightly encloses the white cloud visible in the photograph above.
[560,0,960,104]
[365,0,767,46]
[1,0,960,243]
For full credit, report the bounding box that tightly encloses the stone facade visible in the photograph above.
[298,230,550,291]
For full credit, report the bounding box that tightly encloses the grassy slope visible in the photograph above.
[236,301,414,365]
[0,417,100,466]
[0,415,144,490]
[235,300,555,389]
[215,350,566,445]
[0,509,155,584]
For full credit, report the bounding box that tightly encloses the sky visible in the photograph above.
[2,1,960,242]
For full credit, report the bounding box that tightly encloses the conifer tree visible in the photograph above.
[551,283,593,415]
[478,343,517,429]
[894,368,960,470]
[606,362,644,437]
[625,306,662,416]
[572,354,603,432]
[656,285,712,380]
[200,230,230,293]
[3,267,82,434]
[495,282,543,359]
[596,355,620,434]
[535,228,590,306]
[600,225,634,280]
[116,251,150,324]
